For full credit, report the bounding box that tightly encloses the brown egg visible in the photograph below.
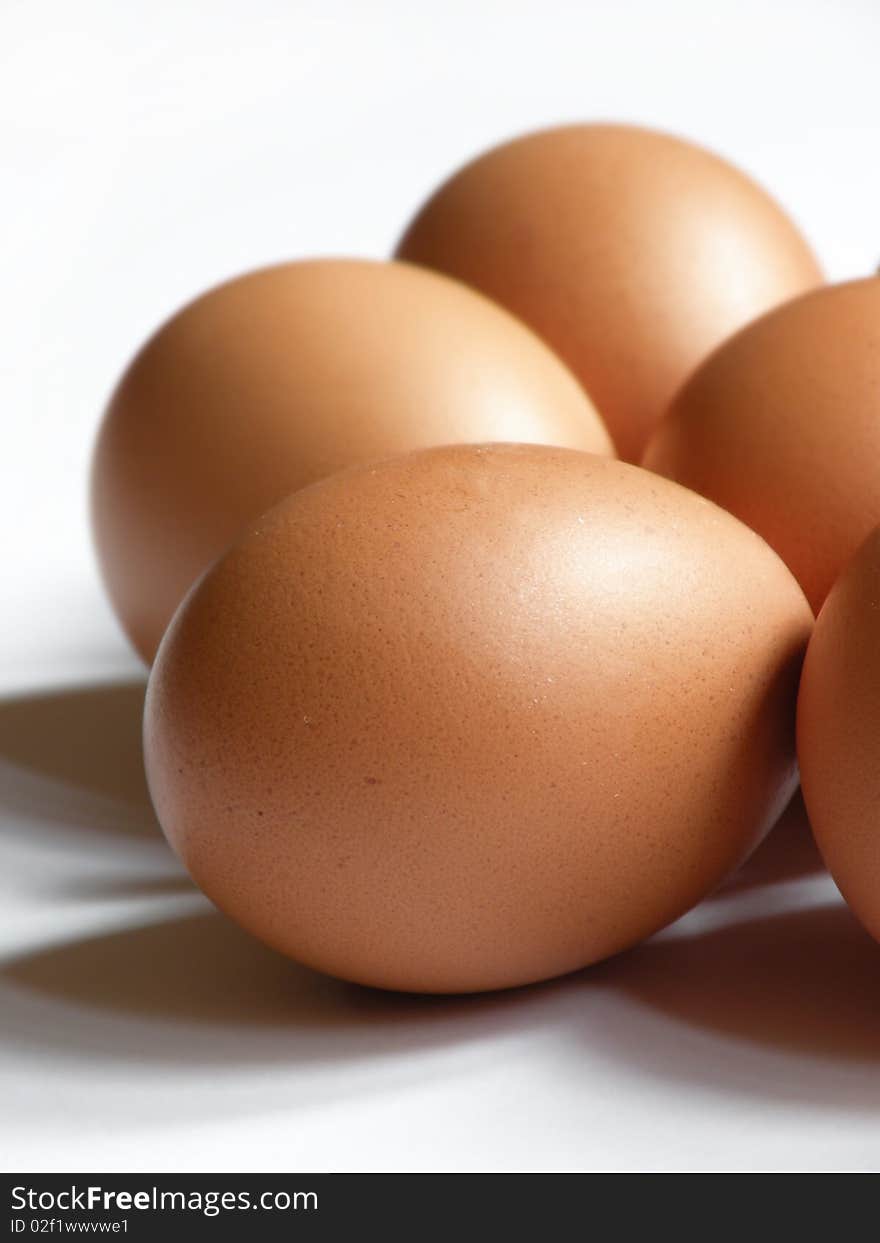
[798,527,880,940]
[644,278,880,614]
[395,123,822,462]
[144,444,811,994]
[91,258,611,663]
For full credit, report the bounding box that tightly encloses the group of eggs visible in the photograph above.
[91,123,880,994]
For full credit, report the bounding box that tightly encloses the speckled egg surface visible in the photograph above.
[396,123,822,462]
[144,444,812,994]
[92,258,611,664]
[644,278,880,614]
[798,526,880,942]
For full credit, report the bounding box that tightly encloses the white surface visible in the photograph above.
[2,0,879,1174]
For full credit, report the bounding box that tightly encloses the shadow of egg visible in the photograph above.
[0,680,159,837]
[594,900,880,1074]
[723,791,824,892]
[0,908,580,1067]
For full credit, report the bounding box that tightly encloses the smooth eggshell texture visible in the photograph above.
[396,123,822,462]
[644,278,880,614]
[145,444,811,994]
[798,527,880,941]
[92,258,611,663]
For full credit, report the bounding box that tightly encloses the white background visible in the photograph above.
[2,0,880,1173]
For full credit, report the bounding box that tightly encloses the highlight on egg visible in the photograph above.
[144,443,812,995]
[396,122,822,462]
[91,257,611,663]
[643,276,880,614]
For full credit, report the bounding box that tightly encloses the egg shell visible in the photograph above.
[91,258,611,663]
[798,526,880,940]
[145,444,811,993]
[396,123,822,462]
[644,278,880,613]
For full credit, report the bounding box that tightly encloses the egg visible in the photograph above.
[644,278,880,614]
[144,443,811,994]
[91,258,611,663]
[798,527,880,941]
[395,123,822,462]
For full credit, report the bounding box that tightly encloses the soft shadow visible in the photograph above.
[0,908,571,1066]
[0,681,149,805]
[62,874,197,899]
[601,899,879,1073]
[724,790,825,891]
[0,680,160,837]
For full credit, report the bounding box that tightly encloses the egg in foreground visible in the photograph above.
[396,123,822,462]
[145,444,811,993]
[92,258,610,663]
[798,527,880,942]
